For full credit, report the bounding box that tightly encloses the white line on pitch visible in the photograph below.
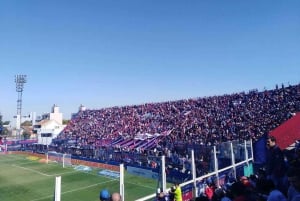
[30,179,116,201]
[12,164,51,176]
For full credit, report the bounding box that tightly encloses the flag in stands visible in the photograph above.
[162,129,173,136]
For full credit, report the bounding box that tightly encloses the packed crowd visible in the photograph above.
[48,83,300,201]
[155,136,300,201]
[191,136,300,201]
[53,83,299,157]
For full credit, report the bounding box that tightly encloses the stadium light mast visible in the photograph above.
[15,74,27,139]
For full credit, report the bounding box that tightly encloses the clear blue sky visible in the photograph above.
[1,0,299,123]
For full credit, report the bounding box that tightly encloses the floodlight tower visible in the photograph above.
[15,75,27,139]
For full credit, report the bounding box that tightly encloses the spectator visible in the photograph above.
[169,186,176,201]
[111,192,122,201]
[156,191,168,201]
[100,189,110,201]
[205,182,215,201]
[287,167,300,201]
[264,179,287,201]
[211,188,226,201]
[230,181,247,201]
[173,183,183,201]
[195,195,210,201]
[265,136,286,193]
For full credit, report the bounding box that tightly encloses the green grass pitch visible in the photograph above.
[0,154,158,201]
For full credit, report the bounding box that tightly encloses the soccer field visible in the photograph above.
[0,153,158,201]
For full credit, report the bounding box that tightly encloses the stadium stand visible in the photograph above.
[26,83,295,183]
[50,83,299,152]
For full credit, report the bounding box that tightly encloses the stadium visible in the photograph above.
[1,1,300,200]
[1,82,300,201]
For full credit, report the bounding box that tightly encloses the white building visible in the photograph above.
[34,104,66,145]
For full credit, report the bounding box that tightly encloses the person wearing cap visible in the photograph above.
[100,189,110,201]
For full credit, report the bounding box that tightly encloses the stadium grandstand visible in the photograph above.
[49,83,299,163]
[2,83,300,200]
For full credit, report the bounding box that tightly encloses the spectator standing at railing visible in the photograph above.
[205,182,215,201]
[169,186,176,201]
[265,136,286,194]
[169,183,182,201]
